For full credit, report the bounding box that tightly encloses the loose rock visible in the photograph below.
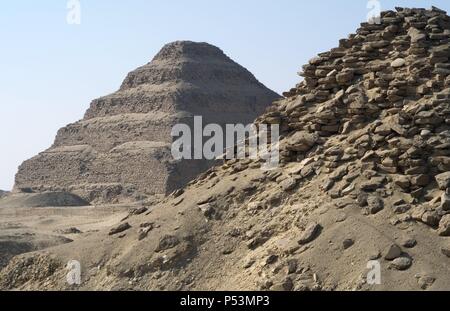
[367,196,384,214]
[390,257,412,270]
[384,244,402,261]
[109,223,131,236]
[438,215,450,236]
[298,223,322,245]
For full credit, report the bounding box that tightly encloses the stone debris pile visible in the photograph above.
[248,7,450,238]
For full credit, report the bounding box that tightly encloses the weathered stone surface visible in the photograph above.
[336,70,354,85]
[298,223,322,245]
[384,244,402,260]
[390,257,412,270]
[422,211,441,228]
[137,223,154,240]
[441,192,450,211]
[286,132,319,152]
[367,195,384,214]
[438,215,450,236]
[394,176,411,190]
[109,223,131,236]
[280,178,298,191]
[402,238,417,249]
[155,235,180,252]
[392,204,411,214]
[408,27,427,43]
[436,172,450,190]
[391,58,406,68]
[417,275,436,290]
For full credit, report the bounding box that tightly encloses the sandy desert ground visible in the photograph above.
[0,194,132,269]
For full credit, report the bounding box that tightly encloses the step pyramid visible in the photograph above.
[14,41,280,203]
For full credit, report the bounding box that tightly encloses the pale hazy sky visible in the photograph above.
[1,0,449,190]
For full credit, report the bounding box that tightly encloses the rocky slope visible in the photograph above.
[2,7,450,291]
[14,41,279,204]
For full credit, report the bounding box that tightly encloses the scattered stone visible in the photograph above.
[287,132,319,152]
[198,203,215,218]
[360,180,382,191]
[392,204,411,214]
[384,244,402,261]
[247,230,273,250]
[417,274,436,290]
[298,223,322,245]
[57,227,82,234]
[222,246,234,255]
[243,258,255,269]
[197,195,215,205]
[367,196,384,214]
[411,175,430,187]
[336,69,354,85]
[323,179,335,191]
[436,172,450,190]
[342,183,355,195]
[438,215,450,236]
[140,222,153,228]
[109,223,131,236]
[440,192,450,211]
[343,239,355,250]
[402,238,417,249]
[394,176,411,191]
[155,235,180,252]
[171,189,184,198]
[357,192,369,207]
[280,178,298,191]
[330,166,348,181]
[421,211,441,228]
[138,225,153,241]
[265,255,279,265]
[390,257,412,270]
[369,251,382,261]
[287,260,298,274]
[391,58,406,68]
[173,197,184,206]
[131,207,148,215]
[272,277,294,291]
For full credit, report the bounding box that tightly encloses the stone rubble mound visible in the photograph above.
[257,6,450,234]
